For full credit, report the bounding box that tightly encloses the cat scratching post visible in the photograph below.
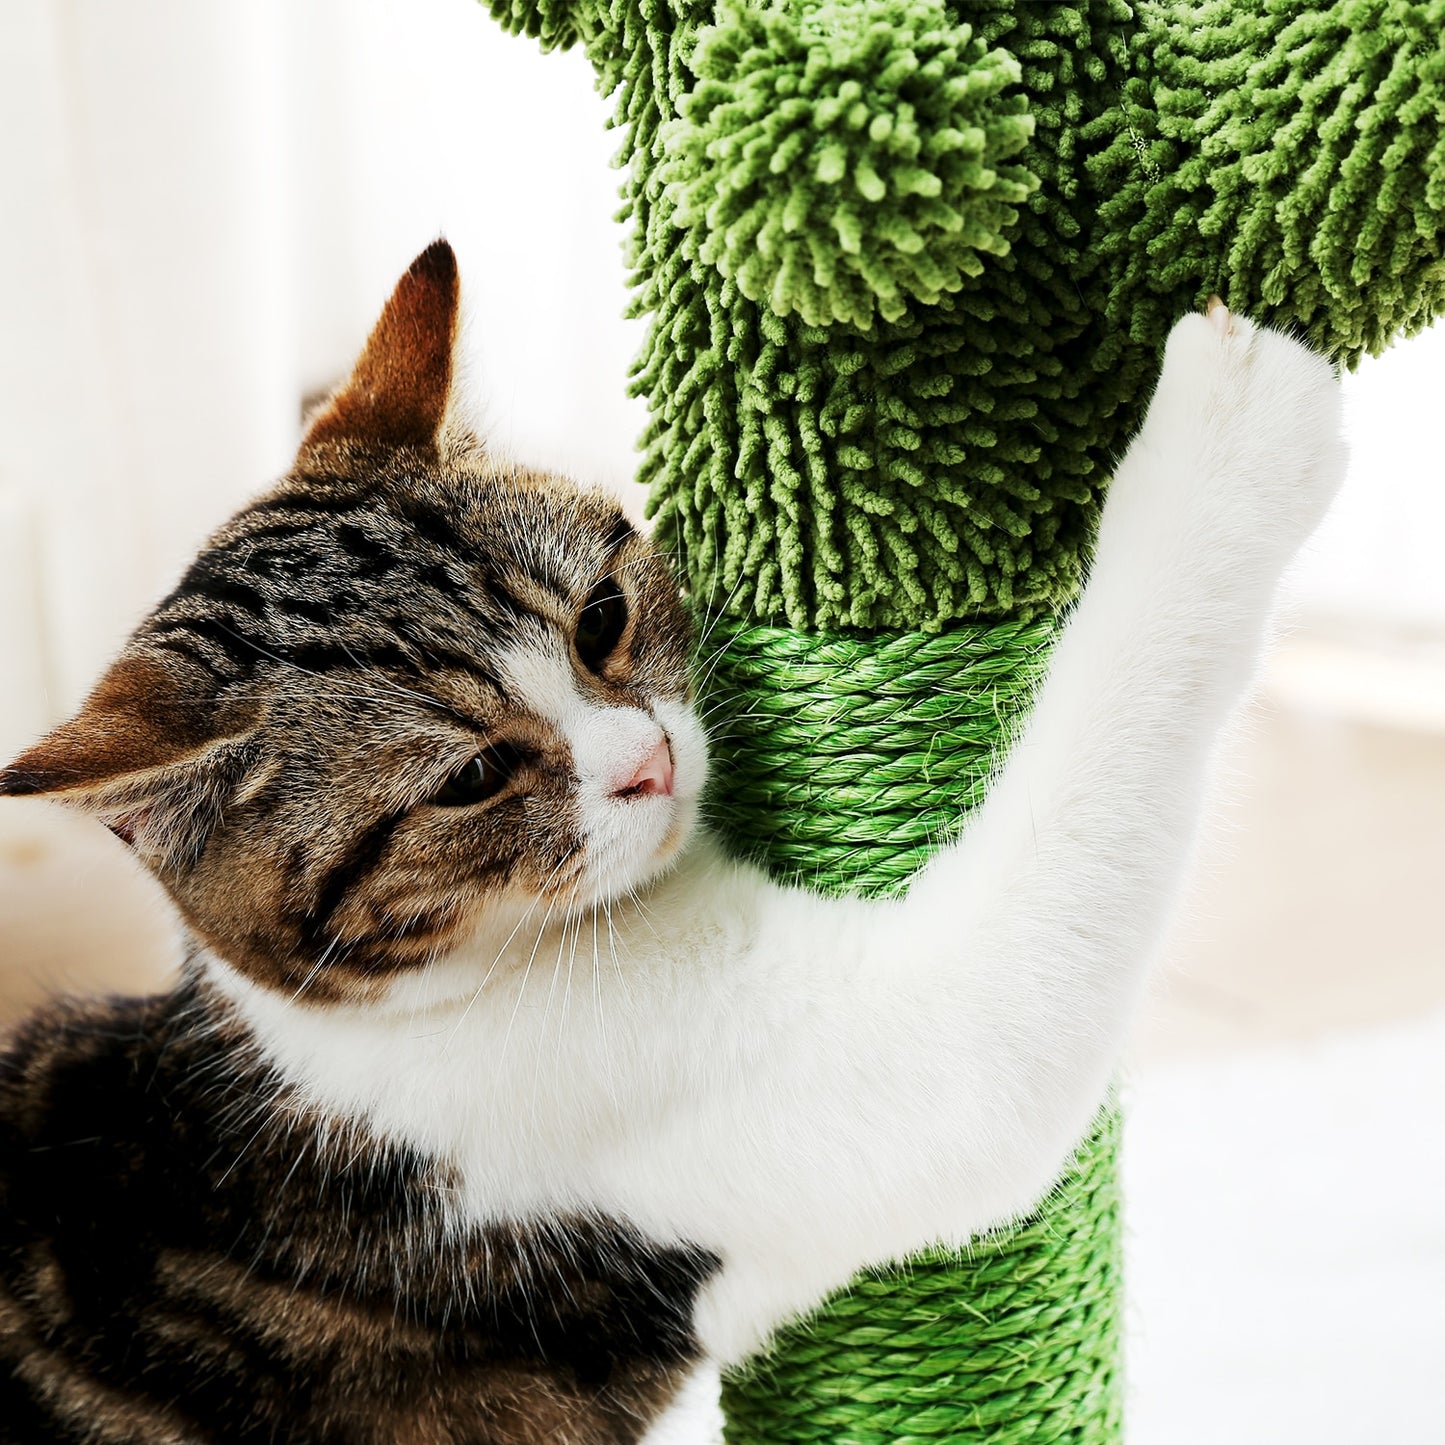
[481,0,1445,1436]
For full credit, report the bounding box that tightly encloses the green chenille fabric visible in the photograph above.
[486,0,1444,627]
[478,0,1443,1438]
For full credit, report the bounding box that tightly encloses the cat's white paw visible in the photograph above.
[1101,300,1347,589]
[1122,300,1348,559]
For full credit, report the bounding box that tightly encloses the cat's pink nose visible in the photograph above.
[614,737,673,799]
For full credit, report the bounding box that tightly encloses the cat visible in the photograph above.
[0,239,1345,1443]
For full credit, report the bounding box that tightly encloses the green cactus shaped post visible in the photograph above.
[482,0,1445,1438]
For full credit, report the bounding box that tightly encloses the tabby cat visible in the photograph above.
[0,241,1345,1442]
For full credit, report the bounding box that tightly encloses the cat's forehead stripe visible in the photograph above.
[605,513,635,553]
[144,494,541,689]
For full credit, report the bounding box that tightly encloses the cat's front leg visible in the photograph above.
[1091,299,1345,630]
[676,305,1347,1361]
[893,302,1349,1207]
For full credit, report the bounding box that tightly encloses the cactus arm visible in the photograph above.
[1088,0,1445,363]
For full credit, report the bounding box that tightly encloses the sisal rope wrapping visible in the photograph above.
[700,619,1055,895]
[698,618,1123,1443]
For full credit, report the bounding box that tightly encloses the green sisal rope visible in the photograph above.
[721,1115,1122,1445]
[698,618,1123,1442]
[699,618,1055,895]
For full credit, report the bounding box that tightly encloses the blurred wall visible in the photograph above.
[1298,323,1445,632]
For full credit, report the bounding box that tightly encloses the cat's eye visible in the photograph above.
[430,750,514,807]
[575,582,628,670]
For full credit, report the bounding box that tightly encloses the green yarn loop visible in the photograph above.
[662,0,1039,328]
[484,0,601,50]
[698,618,1124,1443]
[487,0,1445,631]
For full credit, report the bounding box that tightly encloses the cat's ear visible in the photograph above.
[0,651,256,863]
[299,238,462,458]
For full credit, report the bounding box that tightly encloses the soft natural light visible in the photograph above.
[1,7,1441,1443]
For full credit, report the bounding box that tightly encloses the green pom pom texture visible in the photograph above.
[662,0,1038,328]
[1090,0,1445,360]
[484,0,603,51]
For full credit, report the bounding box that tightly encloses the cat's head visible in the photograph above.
[1,241,706,1004]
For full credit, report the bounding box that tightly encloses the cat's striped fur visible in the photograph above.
[0,243,715,1441]
[0,976,715,1444]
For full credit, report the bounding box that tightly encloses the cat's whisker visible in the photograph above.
[561,907,584,1024]
[287,937,343,1004]
[690,570,750,660]
[587,904,621,1112]
[588,903,604,1042]
[689,594,759,699]
[442,851,577,1051]
[214,1104,282,1189]
[587,552,656,590]
[529,905,578,1122]
[693,694,765,726]
[621,885,662,940]
[690,538,736,649]
[498,888,564,1070]
[554,902,585,1076]
[600,898,634,1015]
